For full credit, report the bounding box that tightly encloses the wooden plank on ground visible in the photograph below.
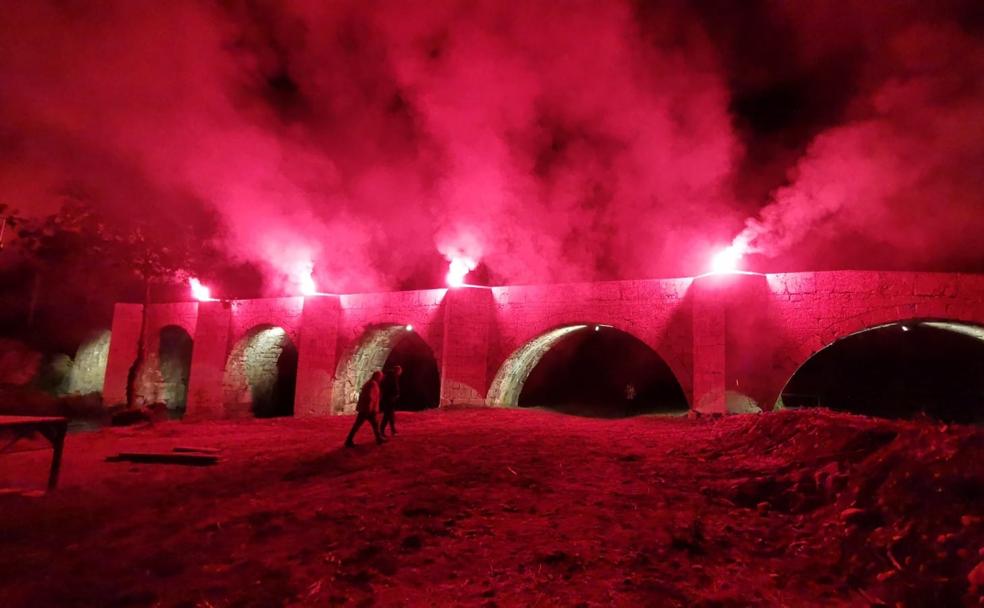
[172,446,221,454]
[106,452,219,466]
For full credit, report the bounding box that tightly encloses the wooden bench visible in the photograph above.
[0,415,68,491]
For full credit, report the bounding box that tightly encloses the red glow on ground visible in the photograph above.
[446,256,477,287]
[0,410,978,605]
[188,277,214,301]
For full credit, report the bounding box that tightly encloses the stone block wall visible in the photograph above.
[227,297,304,347]
[67,330,112,395]
[441,287,494,405]
[105,271,984,419]
[691,277,727,413]
[102,303,143,405]
[488,278,694,406]
[294,296,341,417]
[184,301,233,419]
[132,302,198,407]
[337,290,446,366]
[222,326,295,418]
[102,302,199,407]
[331,289,446,413]
[753,271,984,409]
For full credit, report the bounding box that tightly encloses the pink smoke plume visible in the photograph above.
[731,9,984,270]
[0,0,741,293]
[2,0,983,297]
[444,256,477,288]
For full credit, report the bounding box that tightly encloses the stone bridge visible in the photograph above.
[100,271,984,418]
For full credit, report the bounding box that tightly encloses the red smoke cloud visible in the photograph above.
[735,3,984,270]
[0,1,739,292]
[1,1,982,294]
[373,0,738,282]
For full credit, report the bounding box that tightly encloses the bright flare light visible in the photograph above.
[446,256,477,287]
[299,266,318,296]
[710,236,750,274]
[189,277,213,301]
[710,247,742,273]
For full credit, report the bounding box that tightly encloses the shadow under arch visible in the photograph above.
[777,318,984,423]
[158,325,193,417]
[223,324,298,418]
[331,324,439,414]
[486,324,689,416]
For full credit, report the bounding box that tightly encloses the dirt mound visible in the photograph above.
[709,409,984,605]
[837,421,983,605]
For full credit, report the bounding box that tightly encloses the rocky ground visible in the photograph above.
[0,408,981,607]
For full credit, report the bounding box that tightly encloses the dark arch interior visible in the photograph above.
[158,326,193,418]
[382,332,440,410]
[518,327,688,417]
[254,336,297,418]
[782,322,984,424]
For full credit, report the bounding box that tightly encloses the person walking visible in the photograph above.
[344,371,385,447]
[379,365,402,437]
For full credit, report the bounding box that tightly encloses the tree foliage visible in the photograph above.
[16,198,220,290]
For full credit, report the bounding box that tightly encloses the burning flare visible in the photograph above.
[709,237,749,274]
[299,263,318,296]
[189,277,213,301]
[446,256,477,287]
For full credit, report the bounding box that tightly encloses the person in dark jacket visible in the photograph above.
[344,371,385,447]
[379,365,402,437]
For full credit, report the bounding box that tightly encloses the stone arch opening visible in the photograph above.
[223,325,298,418]
[385,333,440,411]
[67,329,111,396]
[487,324,689,417]
[158,325,193,418]
[779,319,984,423]
[331,324,439,414]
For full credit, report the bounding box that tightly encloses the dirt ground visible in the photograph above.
[0,408,981,607]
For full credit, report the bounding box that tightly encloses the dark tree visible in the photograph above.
[16,198,222,406]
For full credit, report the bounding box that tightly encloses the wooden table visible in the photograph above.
[0,416,68,491]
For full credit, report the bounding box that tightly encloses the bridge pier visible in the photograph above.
[102,303,143,407]
[691,277,727,414]
[692,272,803,413]
[184,301,233,420]
[439,287,494,406]
[293,296,341,417]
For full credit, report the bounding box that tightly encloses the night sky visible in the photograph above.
[2,0,983,297]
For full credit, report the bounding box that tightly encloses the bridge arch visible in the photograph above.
[67,329,112,396]
[157,325,193,417]
[331,323,440,414]
[777,316,984,422]
[486,323,689,415]
[222,324,298,418]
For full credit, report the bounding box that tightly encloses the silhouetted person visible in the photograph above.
[379,365,402,436]
[623,383,636,417]
[345,371,384,447]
